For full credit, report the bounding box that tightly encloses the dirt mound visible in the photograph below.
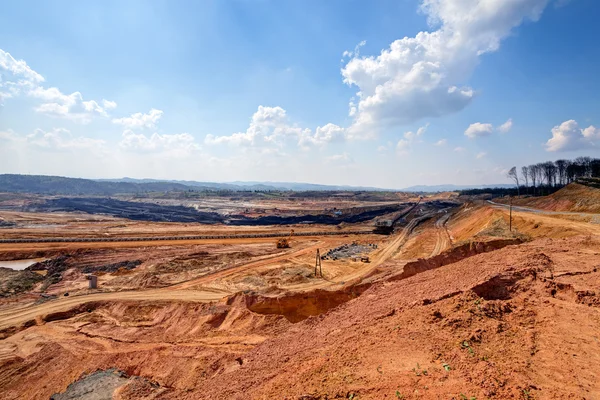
[0,267,44,297]
[154,236,600,399]
[50,368,131,400]
[0,298,291,399]
[511,183,600,213]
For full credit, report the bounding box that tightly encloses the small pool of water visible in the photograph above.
[0,258,46,271]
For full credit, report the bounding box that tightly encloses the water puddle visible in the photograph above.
[0,258,46,271]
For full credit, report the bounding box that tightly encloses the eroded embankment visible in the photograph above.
[0,239,526,340]
[232,285,371,323]
[235,238,525,323]
[165,236,600,400]
[389,238,525,282]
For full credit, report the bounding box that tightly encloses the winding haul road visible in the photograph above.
[0,204,446,334]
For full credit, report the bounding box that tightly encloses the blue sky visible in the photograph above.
[1,0,599,188]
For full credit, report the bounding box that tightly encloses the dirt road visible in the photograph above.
[0,289,226,332]
[430,212,452,257]
[488,200,599,219]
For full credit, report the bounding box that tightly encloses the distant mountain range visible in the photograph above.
[98,178,392,192]
[0,174,514,195]
[401,184,515,192]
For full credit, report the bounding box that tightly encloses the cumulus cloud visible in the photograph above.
[112,109,164,129]
[545,119,600,151]
[497,118,513,133]
[341,0,550,137]
[29,87,117,123]
[434,138,447,146]
[396,139,411,154]
[476,151,487,159]
[454,146,466,152]
[1,48,116,123]
[119,130,200,156]
[0,49,44,87]
[397,123,429,154]
[205,105,347,149]
[465,122,493,138]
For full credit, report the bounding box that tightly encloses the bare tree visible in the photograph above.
[521,166,529,194]
[555,160,568,185]
[507,166,520,195]
[528,164,538,195]
[534,163,546,194]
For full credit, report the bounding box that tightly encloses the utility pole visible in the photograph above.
[315,249,322,278]
[509,196,513,232]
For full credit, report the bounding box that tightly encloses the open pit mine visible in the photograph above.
[0,177,599,399]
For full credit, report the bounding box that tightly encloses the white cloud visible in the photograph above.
[25,128,105,150]
[205,105,347,149]
[299,123,345,147]
[1,48,116,123]
[102,99,117,110]
[341,40,367,60]
[396,138,411,154]
[582,125,600,140]
[465,122,493,138]
[434,139,447,146]
[112,109,164,129]
[476,151,487,159]
[454,146,466,152]
[545,119,600,151]
[0,49,44,87]
[341,0,550,138]
[119,130,200,156]
[397,122,429,154]
[497,118,513,133]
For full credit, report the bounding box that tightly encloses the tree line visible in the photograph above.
[507,156,600,196]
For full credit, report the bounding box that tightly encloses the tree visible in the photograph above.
[528,164,538,195]
[591,159,600,178]
[521,166,529,194]
[555,160,568,185]
[507,166,520,195]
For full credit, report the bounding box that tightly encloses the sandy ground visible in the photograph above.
[0,194,598,399]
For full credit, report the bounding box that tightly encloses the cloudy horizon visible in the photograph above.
[1,0,599,188]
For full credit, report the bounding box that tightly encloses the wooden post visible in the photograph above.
[315,249,322,278]
[509,196,513,232]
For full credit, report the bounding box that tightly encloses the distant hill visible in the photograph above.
[0,174,516,195]
[401,184,514,193]
[0,174,194,195]
[99,178,393,192]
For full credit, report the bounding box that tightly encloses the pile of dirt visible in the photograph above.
[105,271,167,289]
[1,234,599,399]
[81,260,142,274]
[50,369,132,399]
[0,267,44,297]
[321,243,376,260]
[158,236,600,399]
[26,255,72,291]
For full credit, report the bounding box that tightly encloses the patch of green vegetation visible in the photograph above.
[412,363,428,376]
[461,340,475,356]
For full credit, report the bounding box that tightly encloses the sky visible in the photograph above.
[1,0,600,189]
